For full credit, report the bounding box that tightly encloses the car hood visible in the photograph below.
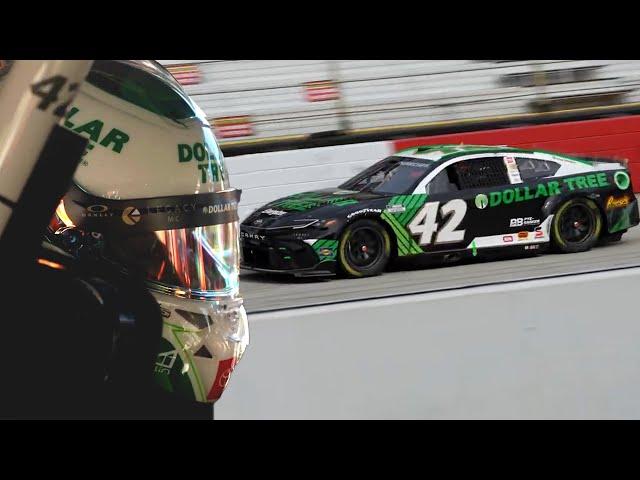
[242,188,390,228]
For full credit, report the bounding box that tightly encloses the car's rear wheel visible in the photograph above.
[551,197,602,253]
[337,219,391,278]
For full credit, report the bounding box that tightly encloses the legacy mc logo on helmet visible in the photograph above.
[122,207,141,225]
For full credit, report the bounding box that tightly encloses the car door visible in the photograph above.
[506,155,561,242]
[403,154,515,254]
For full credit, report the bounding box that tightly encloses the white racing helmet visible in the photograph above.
[48,60,248,403]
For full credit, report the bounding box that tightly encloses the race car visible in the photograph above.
[240,144,640,278]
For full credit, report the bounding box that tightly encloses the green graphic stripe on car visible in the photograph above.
[610,205,633,233]
[271,193,359,212]
[401,194,428,224]
[312,239,339,262]
[387,194,428,225]
[382,213,422,256]
[381,211,423,256]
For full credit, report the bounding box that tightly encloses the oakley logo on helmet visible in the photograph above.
[122,206,141,225]
[83,204,113,217]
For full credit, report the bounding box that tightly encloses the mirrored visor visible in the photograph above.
[104,222,240,299]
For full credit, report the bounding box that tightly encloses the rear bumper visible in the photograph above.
[607,195,640,233]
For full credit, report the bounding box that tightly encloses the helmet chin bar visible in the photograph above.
[150,292,249,403]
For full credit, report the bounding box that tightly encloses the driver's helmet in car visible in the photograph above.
[47,60,248,404]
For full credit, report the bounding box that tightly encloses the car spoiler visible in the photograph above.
[579,155,628,167]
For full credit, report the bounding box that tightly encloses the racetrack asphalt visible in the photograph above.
[240,214,640,313]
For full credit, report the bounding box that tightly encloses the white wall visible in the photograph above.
[226,141,393,220]
[217,267,640,419]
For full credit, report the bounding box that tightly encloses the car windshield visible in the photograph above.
[339,156,435,194]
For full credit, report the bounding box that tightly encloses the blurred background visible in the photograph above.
[158,60,640,152]
[153,60,640,220]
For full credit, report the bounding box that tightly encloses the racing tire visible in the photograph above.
[337,219,391,278]
[551,197,602,253]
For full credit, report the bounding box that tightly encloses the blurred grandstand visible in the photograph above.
[159,60,640,155]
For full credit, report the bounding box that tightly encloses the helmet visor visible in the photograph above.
[104,222,240,298]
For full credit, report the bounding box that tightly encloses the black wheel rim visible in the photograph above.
[559,204,595,244]
[346,227,384,268]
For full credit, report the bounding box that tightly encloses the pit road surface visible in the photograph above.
[240,225,640,313]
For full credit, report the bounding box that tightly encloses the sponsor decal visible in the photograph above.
[178,142,223,183]
[83,204,113,218]
[207,357,237,401]
[606,195,631,210]
[504,156,522,184]
[262,208,287,216]
[475,194,489,210]
[347,208,382,219]
[253,219,264,225]
[78,200,221,226]
[535,230,544,239]
[201,202,238,214]
[614,171,631,190]
[510,217,540,227]
[524,245,540,250]
[122,206,141,225]
[484,173,610,208]
[240,231,266,241]
[271,193,358,211]
[517,231,529,241]
[63,107,130,156]
[312,239,339,261]
[303,80,340,102]
[385,204,406,214]
[503,235,514,243]
[399,161,432,168]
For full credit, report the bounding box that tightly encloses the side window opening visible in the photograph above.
[516,157,560,181]
[450,157,510,190]
[426,168,459,195]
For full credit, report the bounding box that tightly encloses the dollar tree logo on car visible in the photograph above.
[475,194,488,209]
[178,143,221,183]
[614,171,630,190]
[475,173,610,208]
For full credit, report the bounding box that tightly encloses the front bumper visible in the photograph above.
[240,233,337,276]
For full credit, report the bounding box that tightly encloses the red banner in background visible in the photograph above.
[213,116,254,139]
[393,115,640,191]
[166,64,202,86]
[303,80,340,102]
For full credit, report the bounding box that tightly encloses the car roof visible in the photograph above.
[394,144,595,167]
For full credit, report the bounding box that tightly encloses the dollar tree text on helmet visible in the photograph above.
[63,107,130,154]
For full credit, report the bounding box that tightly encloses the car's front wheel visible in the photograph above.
[551,197,602,253]
[337,219,391,278]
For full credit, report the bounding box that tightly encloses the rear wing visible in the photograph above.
[578,155,629,168]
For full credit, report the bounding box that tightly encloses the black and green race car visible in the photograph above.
[240,144,640,278]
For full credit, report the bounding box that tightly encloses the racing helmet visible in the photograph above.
[47,60,248,404]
